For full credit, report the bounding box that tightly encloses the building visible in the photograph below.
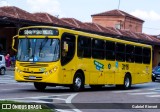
[91,9,144,33]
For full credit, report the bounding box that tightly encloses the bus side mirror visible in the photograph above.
[12,35,18,52]
[63,41,68,52]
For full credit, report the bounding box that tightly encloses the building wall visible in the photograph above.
[92,16,124,28]
[0,27,17,55]
[124,17,143,32]
[153,45,160,67]
[92,16,143,33]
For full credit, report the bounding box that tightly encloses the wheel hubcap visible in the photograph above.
[125,78,130,87]
[75,77,81,88]
[1,69,4,74]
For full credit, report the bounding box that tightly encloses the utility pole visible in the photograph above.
[118,0,121,10]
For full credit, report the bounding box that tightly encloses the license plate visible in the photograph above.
[28,76,36,79]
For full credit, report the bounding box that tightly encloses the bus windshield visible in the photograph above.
[17,38,60,62]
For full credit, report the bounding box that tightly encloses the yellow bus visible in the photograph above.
[12,26,152,91]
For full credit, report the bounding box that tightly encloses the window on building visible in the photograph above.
[106,41,115,60]
[61,33,75,66]
[116,43,125,62]
[143,48,151,64]
[135,46,143,63]
[92,39,105,59]
[115,24,121,29]
[77,36,91,58]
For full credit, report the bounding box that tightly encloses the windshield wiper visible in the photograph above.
[39,37,48,56]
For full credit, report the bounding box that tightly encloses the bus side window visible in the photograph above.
[126,45,134,62]
[92,39,105,59]
[61,33,75,66]
[106,41,115,60]
[135,46,143,63]
[116,43,125,62]
[143,48,151,64]
[77,36,91,58]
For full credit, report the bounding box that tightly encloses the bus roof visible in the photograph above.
[18,26,152,48]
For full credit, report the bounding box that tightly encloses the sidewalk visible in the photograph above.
[6,67,15,71]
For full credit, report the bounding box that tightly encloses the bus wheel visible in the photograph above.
[34,82,46,91]
[123,75,131,89]
[70,73,84,92]
[116,75,131,90]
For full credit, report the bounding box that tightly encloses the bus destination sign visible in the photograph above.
[19,28,59,36]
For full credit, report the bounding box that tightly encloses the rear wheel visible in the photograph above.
[34,82,47,91]
[70,73,84,92]
[0,68,5,75]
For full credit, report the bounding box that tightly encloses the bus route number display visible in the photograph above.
[19,28,59,36]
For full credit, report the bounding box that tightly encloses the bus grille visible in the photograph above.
[23,76,42,81]
[19,63,48,68]
[23,71,44,74]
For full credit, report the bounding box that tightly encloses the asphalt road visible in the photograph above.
[0,71,160,112]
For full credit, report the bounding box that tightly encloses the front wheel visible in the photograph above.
[70,73,84,92]
[34,82,47,91]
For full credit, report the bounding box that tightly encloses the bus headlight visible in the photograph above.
[53,66,58,72]
[15,67,22,74]
[45,71,49,75]
[45,66,58,75]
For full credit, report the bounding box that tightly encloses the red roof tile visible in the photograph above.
[0,6,46,22]
[34,13,75,27]
[92,9,144,22]
[0,9,15,18]
[85,23,124,36]
[61,18,93,30]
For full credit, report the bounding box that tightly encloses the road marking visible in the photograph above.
[113,90,142,93]
[0,94,77,100]
[0,88,29,91]
[129,92,158,95]
[146,94,160,97]
[64,93,81,112]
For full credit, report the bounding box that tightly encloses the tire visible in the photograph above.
[116,75,131,90]
[0,68,5,75]
[152,76,156,82]
[34,82,47,91]
[123,75,131,89]
[70,73,84,92]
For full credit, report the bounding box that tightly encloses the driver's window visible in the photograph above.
[61,33,75,66]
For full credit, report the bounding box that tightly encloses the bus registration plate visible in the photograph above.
[29,76,36,79]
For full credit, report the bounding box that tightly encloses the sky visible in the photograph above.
[0,0,160,35]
